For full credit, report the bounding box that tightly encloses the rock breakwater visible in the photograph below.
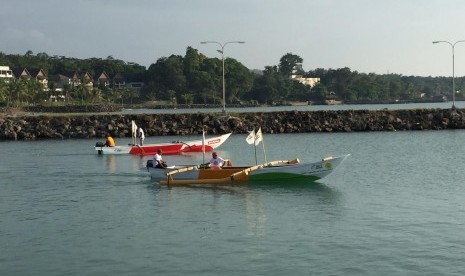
[1,109,465,141]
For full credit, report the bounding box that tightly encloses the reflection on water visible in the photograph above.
[130,155,146,172]
[106,155,116,173]
[103,154,149,174]
[243,189,266,236]
[245,181,342,234]
[149,179,342,238]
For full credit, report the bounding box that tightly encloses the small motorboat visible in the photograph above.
[95,133,232,155]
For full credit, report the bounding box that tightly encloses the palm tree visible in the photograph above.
[168,90,177,106]
[71,86,86,105]
[125,88,139,105]
[8,80,26,106]
[111,88,124,106]
[89,88,103,103]
[181,93,194,104]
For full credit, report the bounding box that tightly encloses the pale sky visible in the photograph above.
[2,0,465,77]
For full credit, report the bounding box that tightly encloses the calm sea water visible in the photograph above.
[2,130,465,275]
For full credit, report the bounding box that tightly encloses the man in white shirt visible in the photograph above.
[153,149,167,168]
[138,127,145,146]
[209,152,225,169]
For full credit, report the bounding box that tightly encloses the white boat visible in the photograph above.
[95,133,232,155]
[147,154,350,185]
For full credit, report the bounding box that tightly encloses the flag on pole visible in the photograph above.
[245,128,266,164]
[257,127,267,163]
[246,129,255,145]
[254,128,263,146]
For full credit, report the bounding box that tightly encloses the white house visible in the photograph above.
[291,74,320,88]
[0,66,14,82]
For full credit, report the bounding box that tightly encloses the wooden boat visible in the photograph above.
[95,132,232,155]
[147,154,350,185]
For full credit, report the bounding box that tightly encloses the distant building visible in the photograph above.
[112,73,126,89]
[2,65,147,100]
[62,71,81,87]
[291,74,320,88]
[81,71,93,90]
[0,66,14,82]
[48,74,72,90]
[29,68,48,91]
[12,68,32,80]
[12,68,49,91]
[126,82,144,90]
[95,71,110,87]
[325,91,343,105]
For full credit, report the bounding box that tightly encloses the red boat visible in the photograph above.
[95,133,232,155]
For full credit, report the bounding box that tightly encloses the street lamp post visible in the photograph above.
[433,40,465,109]
[200,40,245,114]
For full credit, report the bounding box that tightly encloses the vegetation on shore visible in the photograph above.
[1,49,464,108]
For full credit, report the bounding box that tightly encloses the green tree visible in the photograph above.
[249,66,290,104]
[124,88,139,105]
[140,82,157,101]
[278,53,303,77]
[183,46,201,74]
[188,71,215,104]
[224,58,253,103]
[181,93,194,104]
[146,55,186,100]
[168,90,177,105]
[198,57,222,104]
[310,83,329,101]
[89,88,103,103]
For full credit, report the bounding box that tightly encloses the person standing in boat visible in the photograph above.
[153,149,167,169]
[104,134,116,147]
[209,152,225,169]
[138,127,145,146]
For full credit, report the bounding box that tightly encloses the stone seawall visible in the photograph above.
[1,109,465,141]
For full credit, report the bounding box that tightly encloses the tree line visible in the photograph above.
[0,48,463,107]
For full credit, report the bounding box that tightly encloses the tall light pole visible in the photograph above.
[200,40,245,114]
[433,40,465,109]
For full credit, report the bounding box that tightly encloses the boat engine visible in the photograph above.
[95,142,104,155]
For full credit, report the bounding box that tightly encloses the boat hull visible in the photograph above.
[148,166,249,182]
[248,155,347,181]
[96,133,231,155]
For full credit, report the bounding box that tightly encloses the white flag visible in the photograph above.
[246,129,255,145]
[254,128,263,146]
[131,120,138,144]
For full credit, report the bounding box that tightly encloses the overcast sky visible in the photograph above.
[2,0,465,77]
